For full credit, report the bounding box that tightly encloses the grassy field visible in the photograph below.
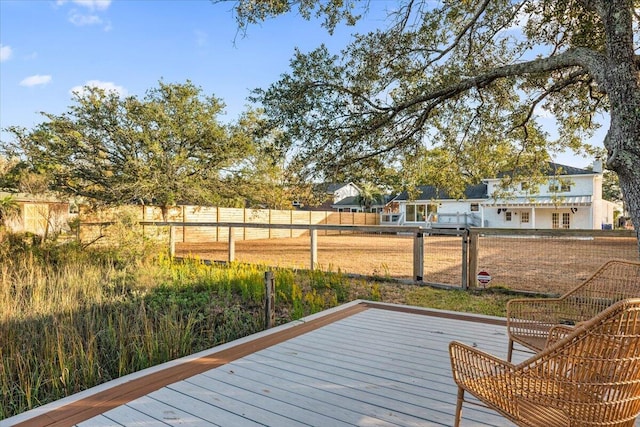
[177,233,639,294]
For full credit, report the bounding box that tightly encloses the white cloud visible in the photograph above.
[58,0,111,28]
[57,0,111,11]
[0,44,12,62]
[69,12,102,26]
[70,80,127,97]
[20,75,52,87]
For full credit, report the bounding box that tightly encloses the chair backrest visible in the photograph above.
[520,298,640,425]
[564,260,640,314]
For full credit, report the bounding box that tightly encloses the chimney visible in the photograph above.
[593,158,603,173]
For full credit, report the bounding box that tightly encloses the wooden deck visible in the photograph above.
[7,301,633,427]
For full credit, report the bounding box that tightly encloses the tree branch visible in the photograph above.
[396,47,607,113]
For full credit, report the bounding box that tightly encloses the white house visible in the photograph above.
[381,161,621,230]
[482,161,619,229]
[296,183,362,211]
[383,184,487,228]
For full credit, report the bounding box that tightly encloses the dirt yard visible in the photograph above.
[176,233,638,295]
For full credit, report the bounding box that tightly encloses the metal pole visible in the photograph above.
[264,271,275,329]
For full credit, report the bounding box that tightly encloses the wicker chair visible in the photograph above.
[450,298,640,427]
[507,259,640,362]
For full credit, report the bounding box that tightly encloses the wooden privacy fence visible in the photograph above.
[79,205,379,244]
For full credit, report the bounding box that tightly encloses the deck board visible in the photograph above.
[9,302,637,427]
[77,306,515,427]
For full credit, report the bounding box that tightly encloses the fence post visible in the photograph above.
[264,271,275,329]
[468,230,479,289]
[169,225,175,258]
[310,228,318,270]
[228,226,235,262]
[182,205,186,243]
[413,231,424,282]
[461,229,468,289]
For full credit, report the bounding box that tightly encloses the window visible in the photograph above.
[505,212,512,221]
[552,212,570,229]
[521,212,530,223]
[406,203,435,222]
[470,203,479,212]
[549,181,571,192]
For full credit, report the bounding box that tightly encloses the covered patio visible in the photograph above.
[7,301,634,427]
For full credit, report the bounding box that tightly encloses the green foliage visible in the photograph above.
[0,195,19,228]
[238,0,640,250]
[2,81,256,214]
[405,287,528,318]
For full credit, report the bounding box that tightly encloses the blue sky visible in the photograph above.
[1,0,603,168]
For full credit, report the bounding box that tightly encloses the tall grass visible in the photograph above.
[0,234,381,419]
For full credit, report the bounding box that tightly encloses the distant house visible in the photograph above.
[297,183,362,211]
[482,161,619,229]
[332,194,395,213]
[381,161,621,230]
[382,184,487,228]
[1,192,76,236]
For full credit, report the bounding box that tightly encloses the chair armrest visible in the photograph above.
[449,341,514,386]
[507,297,601,331]
[545,324,575,347]
[507,297,566,325]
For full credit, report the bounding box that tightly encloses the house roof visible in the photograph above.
[494,162,595,179]
[332,194,395,208]
[0,192,71,204]
[394,183,488,202]
[322,182,360,193]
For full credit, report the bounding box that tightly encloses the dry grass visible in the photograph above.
[177,233,638,295]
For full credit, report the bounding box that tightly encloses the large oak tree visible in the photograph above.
[3,81,267,217]
[231,0,640,253]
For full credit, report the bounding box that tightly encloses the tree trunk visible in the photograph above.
[598,1,640,257]
[615,158,640,258]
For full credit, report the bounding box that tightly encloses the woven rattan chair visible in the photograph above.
[507,259,640,361]
[450,298,640,427]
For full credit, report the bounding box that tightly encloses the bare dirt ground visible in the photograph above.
[176,233,638,295]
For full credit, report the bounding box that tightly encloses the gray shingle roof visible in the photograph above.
[394,183,488,201]
[496,162,594,178]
